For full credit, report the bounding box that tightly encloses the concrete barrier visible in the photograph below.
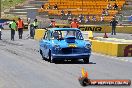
[82,31,93,40]
[56,24,132,33]
[34,29,46,40]
[90,37,132,57]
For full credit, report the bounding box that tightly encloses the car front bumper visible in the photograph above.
[52,53,91,59]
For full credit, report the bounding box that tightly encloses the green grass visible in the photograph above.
[1,0,26,11]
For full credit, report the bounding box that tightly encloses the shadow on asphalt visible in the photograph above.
[43,59,96,64]
[54,60,96,64]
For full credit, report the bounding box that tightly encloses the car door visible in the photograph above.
[40,31,48,57]
[44,30,51,58]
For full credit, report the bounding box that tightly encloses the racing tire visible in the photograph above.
[83,57,89,63]
[49,50,55,63]
[40,49,46,60]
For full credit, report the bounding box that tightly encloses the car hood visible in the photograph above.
[52,39,91,48]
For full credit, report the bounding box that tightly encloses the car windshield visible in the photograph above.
[51,30,83,40]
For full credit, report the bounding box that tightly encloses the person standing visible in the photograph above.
[17,18,24,39]
[110,18,118,35]
[61,10,65,20]
[70,19,79,28]
[107,3,112,10]
[113,3,118,10]
[49,20,56,28]
[79,14,84,23]
[128,15,132,24]
[33,19,39,29]
[26,18,31,39]
[31,19,39,39]
[0,23,2,40]
[85,15,90,23]
[9,20,17,41]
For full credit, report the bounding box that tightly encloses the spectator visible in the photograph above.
[102,9,106,16]
[68,15,72,23]
[54,4,58,10]
[47,4,51,9]
[85,15,90,23]
[41,4,45,9]
[71,18,79,28]
[79,14,84,23]
[119,14,123,21]
[113,3,118,10]
[110,18,118,35]
[105,9,109,16]
[61,10,65,19]
[128,15,132,24]
[92,15,96,21]
[100,15,104,22]
[102,9,109,16]
[67,11,72,23]
[118,14,123,25]
[66,11,72,20]
[17,18,24,39]
[107,3,112,10]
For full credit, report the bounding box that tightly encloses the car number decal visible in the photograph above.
[68,44,77,48]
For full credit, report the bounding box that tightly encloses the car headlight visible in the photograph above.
[85,44,91,49]
[54,45,61,50]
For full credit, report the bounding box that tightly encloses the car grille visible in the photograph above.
[61,48,85,54]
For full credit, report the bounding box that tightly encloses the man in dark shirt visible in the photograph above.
[110,18,118,35]
[113,3,118,10]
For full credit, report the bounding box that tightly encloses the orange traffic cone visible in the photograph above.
[103,29,108,38]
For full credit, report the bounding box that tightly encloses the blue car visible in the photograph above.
[39,28,91,63]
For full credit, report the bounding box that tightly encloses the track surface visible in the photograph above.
[0,30,132,88]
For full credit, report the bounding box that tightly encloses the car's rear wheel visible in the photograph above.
[49,50,55,63]
[40,49,46,60]
[83,57,90,63]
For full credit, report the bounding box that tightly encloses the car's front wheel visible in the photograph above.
[48,50,55,63]
[83,57,90,63]
[40,49,46,60]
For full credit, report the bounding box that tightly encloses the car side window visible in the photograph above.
[47,30,51,40]
[43,31,48,39]
[76,30,83,40]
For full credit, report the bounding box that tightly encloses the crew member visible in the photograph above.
[30,19,39,39]
[9,20,17,41]
[17,18,24,39]
[27,18,31,37]
[49,20,56,28]
[0,23,2,40]
[33,19,39,29]
[70,18,79,28]
[110,18,118,35]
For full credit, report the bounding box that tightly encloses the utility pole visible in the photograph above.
[0,0,1,18]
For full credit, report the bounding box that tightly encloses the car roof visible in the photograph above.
[49,28,80,32]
